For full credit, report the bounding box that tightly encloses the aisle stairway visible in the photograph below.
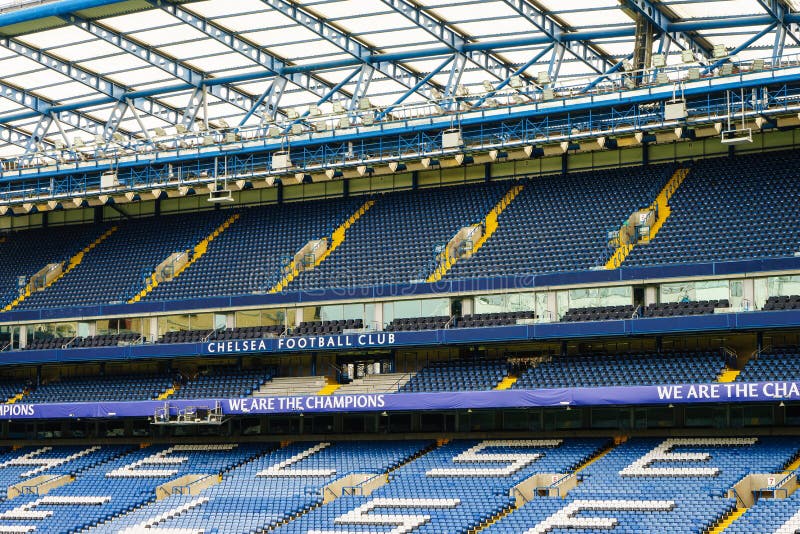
[130,213,240,303]
[252,376,327,397]
[4,226,118,311]
[270,199,374,293]
[428,183,523,282]
[606,165,689,269]
[333,373,413,395]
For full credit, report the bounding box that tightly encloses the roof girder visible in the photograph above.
[260,0,443,99]
[500,0,618,76]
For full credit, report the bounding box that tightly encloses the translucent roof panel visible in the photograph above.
[0,0,790,158]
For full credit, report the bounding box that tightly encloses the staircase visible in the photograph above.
[494,374,518,390]
[706,507,747,534]
[129,213,240,303]
[156,385,177,400]
[3,226,118,311]
[606,166,689,269]
[316,377,341,396]
[717,368,741,383]
[333,373,413,395]
[5,390,26,404]
[428,183,523,282]
[270,199,375,293]
[253,376,327,397]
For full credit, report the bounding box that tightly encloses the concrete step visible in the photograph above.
[334,373,413,394]
[253,376,327,397]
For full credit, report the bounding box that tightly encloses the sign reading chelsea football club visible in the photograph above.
[204,333,397,354]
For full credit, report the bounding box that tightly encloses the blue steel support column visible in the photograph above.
[348,65,375,112]
[499,0,618,76]
[623,0,712,57]
[756,0,800,48]
[581,57,630,93]
[238,78,288,128]
[377,0,532,83]
[376,56,454,121]
[472,46,553,108]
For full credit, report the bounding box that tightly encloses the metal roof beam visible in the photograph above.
[499,0,617,76]
[0,79,132,144]
[377,0,532,84]
[158,2,353,113]
[260,0,439,97]
[62,13,257,125]
[0,37,182,131]
[756,0,800,52]
[623,0,712,57]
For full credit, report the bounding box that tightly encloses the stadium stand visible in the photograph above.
[624,150,800,266]
[25,332,140,350]
[561,305,637,322]
[171,367,275,399]
[512,351,726,388]
[400,359,508,392]
[485,437,800,534]
[85,441,430,533]
[443,164,672,280]
[293,319,363,336]
[763,295,800,311]
[277,439,606,534]
[0,379,25,402]
[0,444,272,533]
[288,182,509,290]
[736,347,800,382]
[15,211,230,310]
[20,373,174,403]
[145,197,364,300]
[385,316,451,331]
[728,483,800,533]
[0,224,110,308]
[456,311,536,328]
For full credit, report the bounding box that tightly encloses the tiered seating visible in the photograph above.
[763,295,800,311]
[400,359,508,392]
[293,319,363,336]
[16,211,230,310]
[280,439,606,534]
[0,444,272,533]
[171,367,274,399]
[86,441,430,533]
[20,373,174,403]
[643,299,729,317]
[444,165,671,279]
[736,347,800,382]
[70,332,141,348]
[146,197,364,300]
[158,329,211,344]
[26,332,141,350]
[513,351,725,389]
[561,305,636,322]
[24,335,73,350]
[625,150,800,266]
[0,445,134,494]
[216,325,285,339]
[486,437,800,534]
[289,182,509,290]
[728,482,800,533]
[457,311,535,328]
[0,379,24,402]
[385,316,450,331]
[0,224,109,308]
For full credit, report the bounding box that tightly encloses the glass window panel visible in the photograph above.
[660,280,729,303]
[768,275,800,298]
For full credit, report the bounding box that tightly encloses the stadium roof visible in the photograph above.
[0,0,795,159]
